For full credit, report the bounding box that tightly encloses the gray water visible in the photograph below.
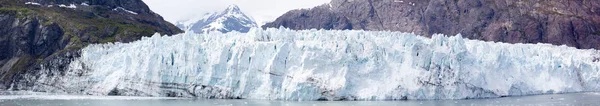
[1,93,599,106]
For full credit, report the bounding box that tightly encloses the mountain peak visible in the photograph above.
[224,4,241,14]
[177,4,257,34]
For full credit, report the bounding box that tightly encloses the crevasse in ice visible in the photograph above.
[33,28,600,100]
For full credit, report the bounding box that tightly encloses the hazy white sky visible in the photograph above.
[142,0,331,25]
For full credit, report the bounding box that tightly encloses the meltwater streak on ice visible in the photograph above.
[33,28,600,100]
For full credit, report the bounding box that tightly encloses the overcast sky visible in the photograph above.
[142,0,331,25]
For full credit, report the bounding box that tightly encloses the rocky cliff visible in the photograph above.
[0,0,182,89]
[263,0,600,49]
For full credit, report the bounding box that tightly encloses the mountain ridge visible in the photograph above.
[263,0,600,50]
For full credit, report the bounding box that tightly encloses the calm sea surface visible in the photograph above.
[1,92,599,106]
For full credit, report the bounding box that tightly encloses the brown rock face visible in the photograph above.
[0,0,182,89]
[263,0,600,49]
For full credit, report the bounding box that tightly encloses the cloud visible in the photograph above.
[142,0,331,25]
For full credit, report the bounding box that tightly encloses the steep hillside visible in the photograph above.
[263,0,600,49]
[0,0,182,89]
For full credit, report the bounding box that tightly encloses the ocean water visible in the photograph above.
[1,92,599,106]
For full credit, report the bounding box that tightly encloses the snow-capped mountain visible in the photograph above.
[177,5,257,34]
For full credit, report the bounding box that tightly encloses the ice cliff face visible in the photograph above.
[11,28,600,100]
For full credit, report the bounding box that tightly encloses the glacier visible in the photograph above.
[13,28,600,101]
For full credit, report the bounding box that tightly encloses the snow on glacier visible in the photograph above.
[41,28,600,100]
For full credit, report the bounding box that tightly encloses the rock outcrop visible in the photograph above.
[0,0,182,89]
[263,0,600,49]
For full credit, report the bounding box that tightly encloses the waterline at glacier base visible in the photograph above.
[9,28,600,101]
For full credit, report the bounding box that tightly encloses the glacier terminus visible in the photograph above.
[10,28,600,101]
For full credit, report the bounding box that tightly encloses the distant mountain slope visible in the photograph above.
[0,0,182,89]
[177,5,257,34]
[263,0,600,50]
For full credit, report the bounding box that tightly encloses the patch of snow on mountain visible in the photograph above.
[113,7,138,15]
[58,4,77,9]
[24,2,41,6]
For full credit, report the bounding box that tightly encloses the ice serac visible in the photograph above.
[12,28,600,100]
